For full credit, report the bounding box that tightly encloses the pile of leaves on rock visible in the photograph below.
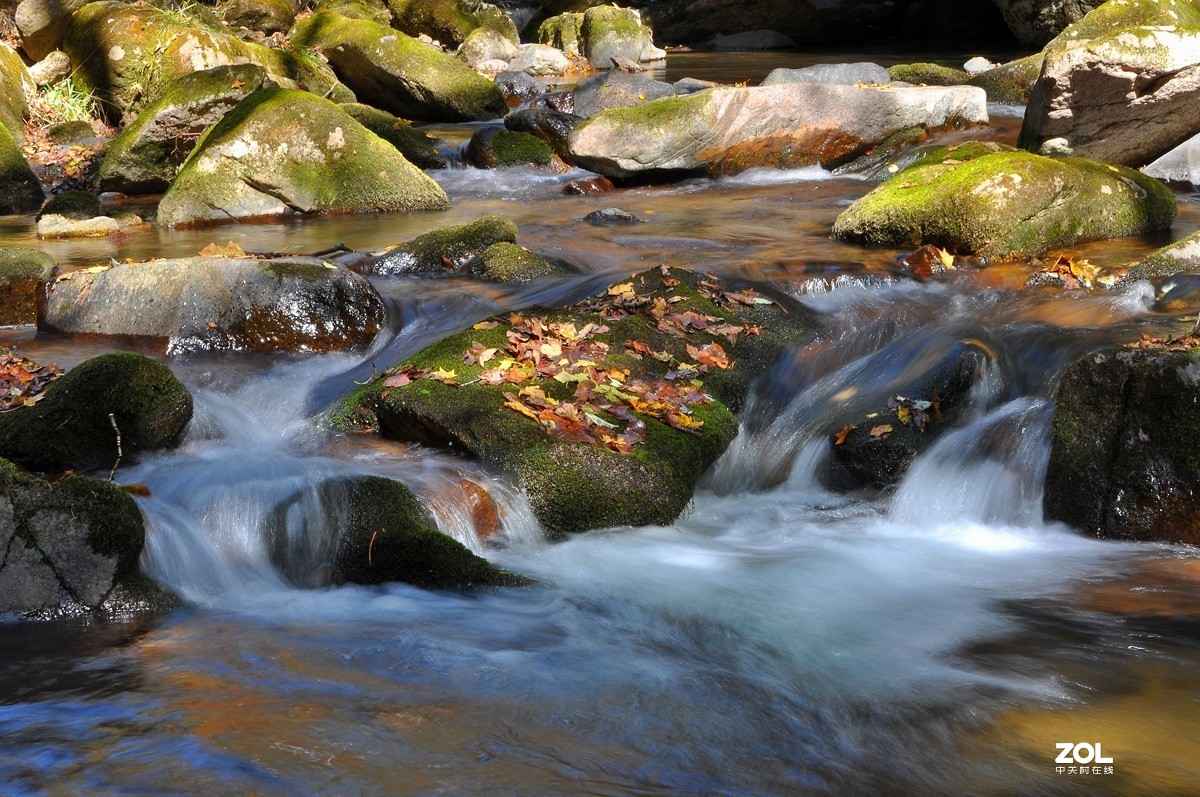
[0,349,60,411]
[834,392,942,445]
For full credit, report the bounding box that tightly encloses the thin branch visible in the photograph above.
[108,413,123,482]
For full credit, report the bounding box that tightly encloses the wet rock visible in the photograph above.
[504,106,582,158]
[64,1,351,124]
[222,0,296,34]
[290,11,508,122]
[1121,229,1200,283]
[0,43,33,144]
[967,53,1043,105]
[471,242,557,283]
[563,175,614,194]
[368,215,519,274]
[339,266,815,534]
[1045,347,1200,544]
[572,69,675,118]
[40,256,385,354]
[0,125,43,215]
[340,102,446,169]
[495,70,548,105]
[465,126,555,168]
[386,0,517,49]
[763,62,890,87]
[993,0,1104,47]
[832,142,1177,259]
[580,6,653,68]
[1142,132,1200,190]
[156,88,449,227]
[37,215,119,239]
[267,474,529,590]
[457,26,518,69]
[674,77,718,95]
[28,50,70,88]
[566,82,988,180]
[14,0,90,61]
[826,342,989,490]
[1019,0,1200,167]
[707,30,796,50]
[0,458,176,621]
[0,247,55,326]
[537,12,584,58]
[0,353,193,473]
[886,63,969,86]
[582,207,642,225]
[96,64,268,196]
[506,43,570,76]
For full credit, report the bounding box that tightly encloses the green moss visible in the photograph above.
[375,215,519,273]
[340,102,446,169]
[1048,0,1200,50]
[0,352,193,473]
[39,190,101,220]
[472,242,556,282]
[887,63,969,86]
[575,90,709,136]
[0,124,44,215]
[492,130,554,166]
[386,0,478,46]
[537,12,583,55]
[0,247,56,325]
[968,53,1043,105]
[53,475,146,578]
[0,43,32,141]
[580,5,647,65]
[313,0,392,23]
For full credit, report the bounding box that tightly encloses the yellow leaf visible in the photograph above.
[199,241,247,258]
[935,247,955,269]
[869,424,894,439]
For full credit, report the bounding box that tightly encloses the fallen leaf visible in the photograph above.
[869,424,893,439]
[834,424,857,445]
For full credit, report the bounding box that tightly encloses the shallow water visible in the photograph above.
[4,53,1200,796]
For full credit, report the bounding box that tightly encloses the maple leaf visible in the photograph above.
[834,424,856,445]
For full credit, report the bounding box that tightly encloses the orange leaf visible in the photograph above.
[834,424,856,445]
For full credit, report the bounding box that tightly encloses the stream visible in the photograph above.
[4,51,1200,796]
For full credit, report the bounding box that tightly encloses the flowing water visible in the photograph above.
[4,52,1200,796]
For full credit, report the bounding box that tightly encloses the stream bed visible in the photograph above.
[3,52,1200,796]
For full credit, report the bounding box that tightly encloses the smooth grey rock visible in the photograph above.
[458,27,519,69]
[29,50,71,87]
[761,62,889,87]
[507,43,570,76]
[572,69,675,117]
[495,70,548,103]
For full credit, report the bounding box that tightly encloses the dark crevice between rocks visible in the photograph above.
[1098,365,1137,535]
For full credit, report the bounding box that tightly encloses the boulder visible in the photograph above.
[222,0,296,34]
[763,62,890,86]
[1142,131,1200,190]
[157,88,449,227]
[582,207,641,224]
[465,126,555,168]
[0,247,55,326]
[290,11,508,122]
[267,474,528,589]
[37,215,120,239]
[46,120,98,145]
[338,266,814,534]
[572,69,675,118]
[1121,229,1200,283]
[504,106,581,158]
[967,53,1043,105]
[566,82,989,180]
[0,352,193,473]
[14,0,90,61]
[1019,0,1200,166]
[886,62,969,86]
[0,459,175,620]
[470,242,557,282]
[41,255,386,354]
[369,215,518,274]
[38,189,99,219]
[457,26,518,69]
[0,124,43,214]
[580,6,651,68]
[29,50,71,88]
[993,0,1105,48]
[707,30,796,50]
[563,175,614,194]
[506,43,570,76]
[339,102,446,169]
[386,0,517,48]
[537,12,584,58]
[834,142,1176,259]
[96,64,267,195]
[0,43,33,143]
[495,70,548,105]
[1045,346,1200,544]
[64,1,351,123]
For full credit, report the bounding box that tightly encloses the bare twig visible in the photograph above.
[108,413,123,482]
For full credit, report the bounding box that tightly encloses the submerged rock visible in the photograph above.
[582,207,642,225]
[1019,0,1200,166]
[832,142,1176,259]
[339,102,446,169]
[156,88,449,227]
[41,256,386,354]
[566,82,988,180]
[0,458,176,620]
[1045,346,1200,545]
[96,64,267,195]
[267,474,529,590]
[369,215,519,274]
[339,267,815,534]
[0,247,55,326]
[0,353,192,473]
[290,11,508,122]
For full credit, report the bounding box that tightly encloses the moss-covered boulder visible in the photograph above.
[64,1,351,123]
[572,69,675,118]
[1019,0,1200,166]
[887,62,969,86]
[0,124,43,214]
[157,88,448,226]
[37,189,99,220]
[386,0,516,48]
[580,6,652,68]
[267,474,529,589]
[41,255,386,354]
[465,127,554,168]
[967,53,1043,106]
[339,102,445,168]
[537,12,584,59]
[97,64,267,195]
[0,457,175,620]
[221,0,296,34]
[1045,346,1200,545]
[503,106,580,158]
[369,215,519,274]
[313,0,392,24]
[0,247,55,326]
[339,267,814,534]
[832,142,1176,259]
[457,26,518,69]
[0,353,193,473]
[1121,229,1200,283]
[0,43,34,144]
[471,242,557,282]
[290,11,507,122]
